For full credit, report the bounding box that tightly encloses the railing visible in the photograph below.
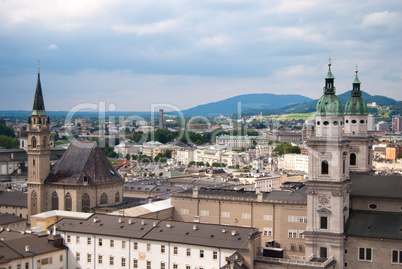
[255,255,335,268]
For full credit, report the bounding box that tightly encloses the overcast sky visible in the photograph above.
[0,0,401,112]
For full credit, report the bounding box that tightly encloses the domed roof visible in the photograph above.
[345,67,368,115]
[345,97,368,115]
[316,94,344,116]
[316,60,343,116]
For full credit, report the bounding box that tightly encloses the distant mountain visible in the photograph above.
[242,91,398,116]
[181,93,313,116]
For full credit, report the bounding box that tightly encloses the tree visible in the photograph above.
[273,142,301,156]
[0,119,15,138]
[0,135,19,149]
[125,154,131,160]
[164,150,172,159]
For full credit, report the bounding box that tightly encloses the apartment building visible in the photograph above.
[54,214,260,269]
[171,187,307,255]
[216,135,269,150]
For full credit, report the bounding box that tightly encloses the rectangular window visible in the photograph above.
[263,227,272,237]
[186,248,191,256]
[320,216,328,229]
[299,244,303,251]
[147,243,151,252]
[87,237,91,245]
[122,240,126,249]
[173,264,178,269]
[60,255,63,262]
[391,250,402,263]
[288,229,297,238]
[98,238,103,246]
[200,210,209,216]
[290,244,296,251]
[98,255,103,264]
[242,213,251,219]
[173,246,178,255]
[213,251,218,260]
[76,236,80,244]
[358,247,372,261]
[186,266,191,269]
[147,261,151,269]
[110,239,114,248]
[67,235,71,243]
[109,256,114,266]
[320,247,327,258]
[181,208,189,215]
[25,263,29,269]
[133,242,138,250]
[299,216,307,223]
[288,216,298,223]
[133,259,138,268]
[161,245,166,253]
[161,262,166,269]
[121,257,126,267]
[76,252,80,262]
[200,250,204,258]
[264,215,273,221]
[87,253,91,263]
[299,230,305,238]
[221,211,230,218]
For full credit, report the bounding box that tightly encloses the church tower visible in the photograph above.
[305,61,350,269]
[27,65,51,217]
[344,67,373,172]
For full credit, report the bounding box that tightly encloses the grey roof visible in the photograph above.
[31,73,46,116]
[174,186,307,203]
[0,213,26,225]
[0,191,27,207]
[45,140,124,185]
[53,214,258,250]
[0,148,66,163]
[350,172,402,199]
[346,210,402,240]
[0,230,67,264]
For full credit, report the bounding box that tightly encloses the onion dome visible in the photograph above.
[345,67,368,115]
[316,60,343,116]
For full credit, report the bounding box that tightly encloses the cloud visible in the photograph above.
[111,18,181,35]
[47,44,58,51]
[198,34,232,46]
[360,11,400,29]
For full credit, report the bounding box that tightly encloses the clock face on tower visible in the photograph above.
[318,195,331,207]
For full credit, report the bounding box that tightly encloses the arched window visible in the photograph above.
[115,192,120,203]
[43,136,47,148]
[350,153,356,166]
[31,191,37,215]
[32,137,37,148]
[65,193,72,211]
[82,193,90,212]
[100,193,108,205]
[51,191,59,210]
[321,160,329,175]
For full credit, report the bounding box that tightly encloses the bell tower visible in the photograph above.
[27,64,51,217]
[304,61,350,269]
[344,67,373,172]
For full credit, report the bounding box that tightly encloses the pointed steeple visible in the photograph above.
[32,64,46,116]
[351,65,361,97]
[323,58,335,94]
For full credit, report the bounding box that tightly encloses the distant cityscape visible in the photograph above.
[0,63,401,268]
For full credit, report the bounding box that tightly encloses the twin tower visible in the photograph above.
[306,61,373,268]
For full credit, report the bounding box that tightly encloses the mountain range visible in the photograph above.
[181,91,398,116]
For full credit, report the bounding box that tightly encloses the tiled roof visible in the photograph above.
[350,172,402,199]
[0,191,27,207]
[53,214,258,249]
[346,209,402,240]
[0,230,67,264]
[0,213,26,225]
[45,140,124,185]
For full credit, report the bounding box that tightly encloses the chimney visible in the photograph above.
[25,245,30,252]
[192,187,199,198]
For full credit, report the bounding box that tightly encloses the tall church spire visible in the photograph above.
[324,58,335,94]
[32,63,46,116]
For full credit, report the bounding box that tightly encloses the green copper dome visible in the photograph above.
[316,94,344,116]
[316,60,343,116]
[345,97,368,115]
[345,68,368,115]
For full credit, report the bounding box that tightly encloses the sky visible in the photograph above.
[0,0,401,112]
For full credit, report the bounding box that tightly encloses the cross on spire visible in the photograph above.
[37,59,40,73]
